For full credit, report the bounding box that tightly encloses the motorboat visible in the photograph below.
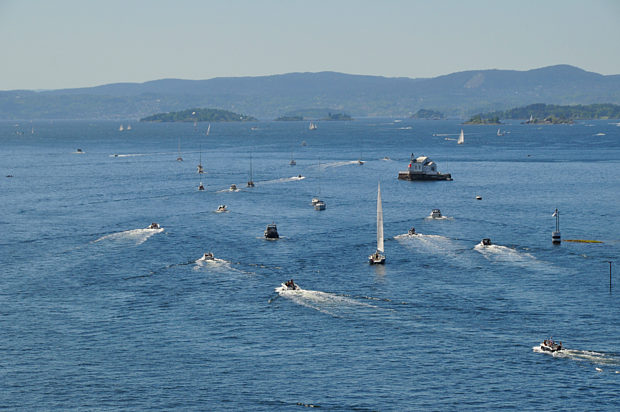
[201,252,215,261]
[113,154,118,157]
[264,223,279,239]
[147,223,160,229]
[297,174,303,179]
[252,126,258,130]
[540,339,563,352]
[76,149,83,153]
[311,197,320,205]
[480,238,492,246]
[198,182,204,191]
[302,141,306,146]
[408,227,416,235]
[369,181,386,265]
[314,200,326,211]
[216,205,227,212]
[476,195,482,200]
[430,209,442,218]
[357,159,364,165]
[281,280,300,290]
[230,184,237,191]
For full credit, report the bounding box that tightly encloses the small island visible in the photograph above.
[320,112,354,121]
[522,116,574,124]
[274,115,304,121]
[409,109,446,119]
[140,108,257,122]
[462,115,501,125]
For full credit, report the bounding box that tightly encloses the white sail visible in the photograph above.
[206,124,210,135]
[457,129,464,145]
[376,182,384,253]
[119,124,124,131]
[127,124,131,130]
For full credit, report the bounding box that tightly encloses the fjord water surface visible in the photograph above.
[2,119,619,410]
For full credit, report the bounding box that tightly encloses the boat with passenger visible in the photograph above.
[201,252,215,261]
[198,182,204,191]
[147,223,160,229]
[230,184,237,191]
[408,227,416,235]
[540,338,563,352]
[430,209,442,218]
[480,238,492,246]
[281,279,300,290]
[216,205,227,212]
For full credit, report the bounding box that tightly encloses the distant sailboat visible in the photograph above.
[497,128,504,136]
[31,126,34,134]
[247,152,255,187]
[206,124,210,136]
[369,181,385,264]
[197,142,204,173]
[457,130,464,145]
[309,122,317,130]
[290,148,296,166]
[177,139,183,161]
[358,141,364,165]
[127,124,131,130]
[314,160,325,210]
[119,124,124,131]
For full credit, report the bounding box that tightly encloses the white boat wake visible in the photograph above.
[319,160,358,169]
[533,347,620,372]
[257,176,306,185]
[193,258,254,275]
[93,228,163,246]
[474,244,536,264]
[275,286,377,317]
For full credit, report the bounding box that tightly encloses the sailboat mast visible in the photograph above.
[377,181,384,253]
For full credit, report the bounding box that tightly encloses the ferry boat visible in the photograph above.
[398,153,452,181]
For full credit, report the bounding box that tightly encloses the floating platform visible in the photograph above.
[398,171,452,181]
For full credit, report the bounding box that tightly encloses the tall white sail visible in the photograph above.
[377,182,384,253]
[457,129,464,145]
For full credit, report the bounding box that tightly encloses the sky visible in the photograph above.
[1,0,619,90]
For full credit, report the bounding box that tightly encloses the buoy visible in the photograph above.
[552,208,561,244]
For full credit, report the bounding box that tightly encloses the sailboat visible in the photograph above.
[358,141,364,165]
[497,128,504,136]
[127,124,131,130]
[457,130,464,145]
[309,122,317,130]
[197,142,204,173]
[369,181,385,264]
[31,126,34,134]
[177,139,183,161]
[247,152,255,187]
[206,124,210,136]
[290,148,296,165]
[314,160,326,210]
[119,124,124,131]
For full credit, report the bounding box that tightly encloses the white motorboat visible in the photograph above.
[76,149,83,153]
[540,339,563,352]
[430,209,442,218]
[479,238,492,246]
[198,182,205,191]
[147,223,160,229]
[311,197,320,205]
[369,181,386,265]
[216,205,227,212]
[230,184,237,191]
[264,223,279,239]
[201,252,215,261]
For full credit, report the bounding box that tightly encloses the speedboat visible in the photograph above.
[216,205,227,212]
[408,227,416,235]
[198,182,204,191]
[76,149,83,153]
[540,339,563,352]
[480,238,492,246]
[264,223,279,239]
[201,252,215,261]
[230,184,237,190]
[430,209,442,218]
[297,174,303,179]
[357,159,364,165]
[281,280,300,291]
[147,223,160,229]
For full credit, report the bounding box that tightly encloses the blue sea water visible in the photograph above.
[1,118,620,411]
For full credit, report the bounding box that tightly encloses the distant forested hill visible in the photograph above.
[2,65,620,119]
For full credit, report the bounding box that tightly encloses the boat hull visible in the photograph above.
[398,171,452,181]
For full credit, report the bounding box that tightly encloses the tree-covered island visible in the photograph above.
[462,115,501,125]
[320,112,354,121]
[480,103,620,121]
[140,108,257,122]
[274,115,304,121]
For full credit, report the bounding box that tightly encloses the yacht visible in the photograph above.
[430,209,442,218]
[264,223,279,239]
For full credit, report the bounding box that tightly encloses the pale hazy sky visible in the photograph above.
[1,0,619,90]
